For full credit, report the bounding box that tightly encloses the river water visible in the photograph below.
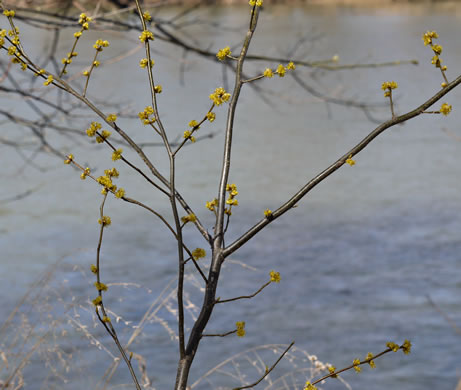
[1,3,461,390]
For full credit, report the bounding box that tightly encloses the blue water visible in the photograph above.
[1,3,461,390]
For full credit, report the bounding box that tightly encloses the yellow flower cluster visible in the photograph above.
[138,106,156,125]
[264,62,295,78]
[206,112,216,122]
[366,352,376,368]
[352,358,361,373]
[96,130,111,144]
[80,167,91,180]
[139,58,154,68]
[206,198,218,212]
[191,248,206,260]
[216,46,231,61]
[183,130,195,143]
[139,30,154,43]
[440,102,452,116]
[86,121,102,137]
[209,87,231,106]
[43,75,54,86]
[346,155,355,166]
[92,296,102,306]
[93,39,109,51]
[225,183,238,215]
[401,339,412,354]
[3,10,15,18]
[236,321,246,337]
[78,13,92,30]
[423,31,448,79]
[422,30,438,46]
[189,119,199,128]
[328,365,337,378]
[181,213,197,224]
[381,81,398,97]
[269,270,281,283]
[91,264,98,274]
[264,209,272,218]
[303,382,317,390]
[64,154,74,164]
[154,85,162,93]
[97,174,117,194]
[386,341,400,352]
[142,11,152,21]
[94,278,107,293]
[106,114,117,122]
[249,0,263,6]
[98,216,111,227]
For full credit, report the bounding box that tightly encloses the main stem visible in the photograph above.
[173,8,260,390]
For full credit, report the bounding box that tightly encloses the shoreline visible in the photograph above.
[8,0,461,7]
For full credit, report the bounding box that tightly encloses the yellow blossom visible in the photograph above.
[106,114,117,122]
[216,46,231,61]
[115,188,125,198]
[402,339,412,354]
[43,74,54,86]
[431,44,442,55]
[353,359,361,373]
[263,68,273,78]
[3,10,15,17]
[154,85,162,93]
[93,39,109,51]
[93,60,100,67]
[74,31,83,38]
[304,382,317,390]
[386,341,400,352]
[94,281,108,291]
[91,264,98,274]
[287,61,296,70]
[264,209,272,218]
[92,296,102,306]
[183,130,195,143]
[181,213,197,223]
[189,120,199,128]
[440,103,452,115]
[422,30,438,46]
[98,216,111,226]
[79,13,92,25]
[102,316,111,322]
[142,11,152,21]
[276,64,286,77]
[112,148,123,161]
[269,270,281,283]
[206,198,218,211]
[209,87,231,106]
[139,30,154,42]
[366,352,376,368]
[104,168,119,178]
[206,112,216,122]
[64,154,74,164]
[191,248,206,260]
[139,58,154,68]
[226,198,238,206]
[236,321,245,337]
[431,55,442,68]
[346,156,355,166]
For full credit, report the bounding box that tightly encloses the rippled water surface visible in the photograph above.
[1,3,461,389]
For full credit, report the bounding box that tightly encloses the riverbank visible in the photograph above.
[7,0,461,8]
